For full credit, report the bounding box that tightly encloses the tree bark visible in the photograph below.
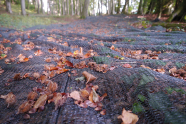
[41,0,44,14]
[71,0,73,15]
[142,0,148,14]
[122,0,129,14]
[80,0,90,18]
[63,0,66,15]
[21,0,26,16]
[116,0,121,14]
[6,0,12,14]
[37,0,40,14]
[67,0,69,15]
[157,0,163,19]
[137,0,143,14]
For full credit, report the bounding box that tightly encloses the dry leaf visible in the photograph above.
[17,101,34,114]
[53,93,67,110]
[123,64,132,68]
[92,88,99,103]
[33,72,40,79]
[27,91,38,100]
[65,60,73,67]
[56,68,69,74]
[45,57,52,62]
[14,73,21,80]
[0,92,16,108]
[169,67,177,73]
[70,91,82,101]
[4,58,10,64]
[23,114,30,119]
[38,75,47,84]
[48,82,58,92]
[29,94,47,113]
[118,108,139,124]
[80,89,89,100]
[34,50,43,56]
[82,71,97,84]
[100,109,106,115]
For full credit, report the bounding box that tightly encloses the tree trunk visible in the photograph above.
[157,0,163,19]
[71,0,73,15]
[41,0,44,14]
[59,0,62,15]
[26,0,30,9]
[63,0,66,15]
[98,0,100,15]
[47,0,49,14]
[6,0,12,14]
[116,0,121,14]
[166,0,186,22]
[142,0,148,14]
[80,0,90,18]
[137,0,143,14]
[21,0,26,16]
[37,0,40,14]
[122,0,129,14]
[67,0,69,15]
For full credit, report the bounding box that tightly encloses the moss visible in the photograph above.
[152,23,186,31]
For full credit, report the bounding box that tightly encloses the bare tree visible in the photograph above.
[41,0,44,14]
[21,0,26,16]
[6,0,12,14]
[80,0,90,18]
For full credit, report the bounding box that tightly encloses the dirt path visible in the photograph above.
[0,15,186,124]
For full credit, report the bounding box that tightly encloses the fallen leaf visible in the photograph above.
[17,101,34,114]
[45,57,52,62]
[109,66,116,70]
[53,93,67,110]
[123,64,132,68]
[23,114,30,119]
[34,50,43,56]
[0,92,16,108]
[29,94,47,113]
[14,73,21,80]
[4,59,10,64]
[66,52,73,56]
[33,72,40,79]
[65,60,73,67]
[100,109,106,115]
[56,68,70,74]
[92,88,99,103]
[75,76,85,81]
[70,91,82,101]
[80,89,89,100]
[48,82,58,92]
[82,71,97,84]
[27,91,38,100]
[118,108,139,124]
[169,67,177,73]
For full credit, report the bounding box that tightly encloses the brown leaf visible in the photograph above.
[118,108,139,124]
[17,101,34,114]
[45,57,52,62]
[80,89,89,100]
[110,45,115,50]
[23,73,30,79]
[123,64,132,68]
[53,93,67,110]
[66,52,73,57]
[0,92,16,108]
[27,91,38,100]
[169,67,177,73]
[62,42,68,47]
[65,60,73,67]
[38,75,47,84]
[23,114,30,119]
[33,72,40,79]
[56,68,70,74]
[70,91,82,101]
[34,50,43,56]
[30,94,47,113]
[14,73,21,80]
[82,71,97,84]
[100,109,106,115]
[48,82,58,93]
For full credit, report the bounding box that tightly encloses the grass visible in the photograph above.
[0,3,79,30]
[152,23,186,31]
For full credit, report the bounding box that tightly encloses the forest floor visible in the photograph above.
[0,14,186,124]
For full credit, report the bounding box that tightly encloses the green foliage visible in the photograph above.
[132,102,144,113]
[93,56,110,64]
[166,87,186,94]
[138,94,146,102]
[0,14,59,30]
[175,62,185,68]
[139,74,154,86]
